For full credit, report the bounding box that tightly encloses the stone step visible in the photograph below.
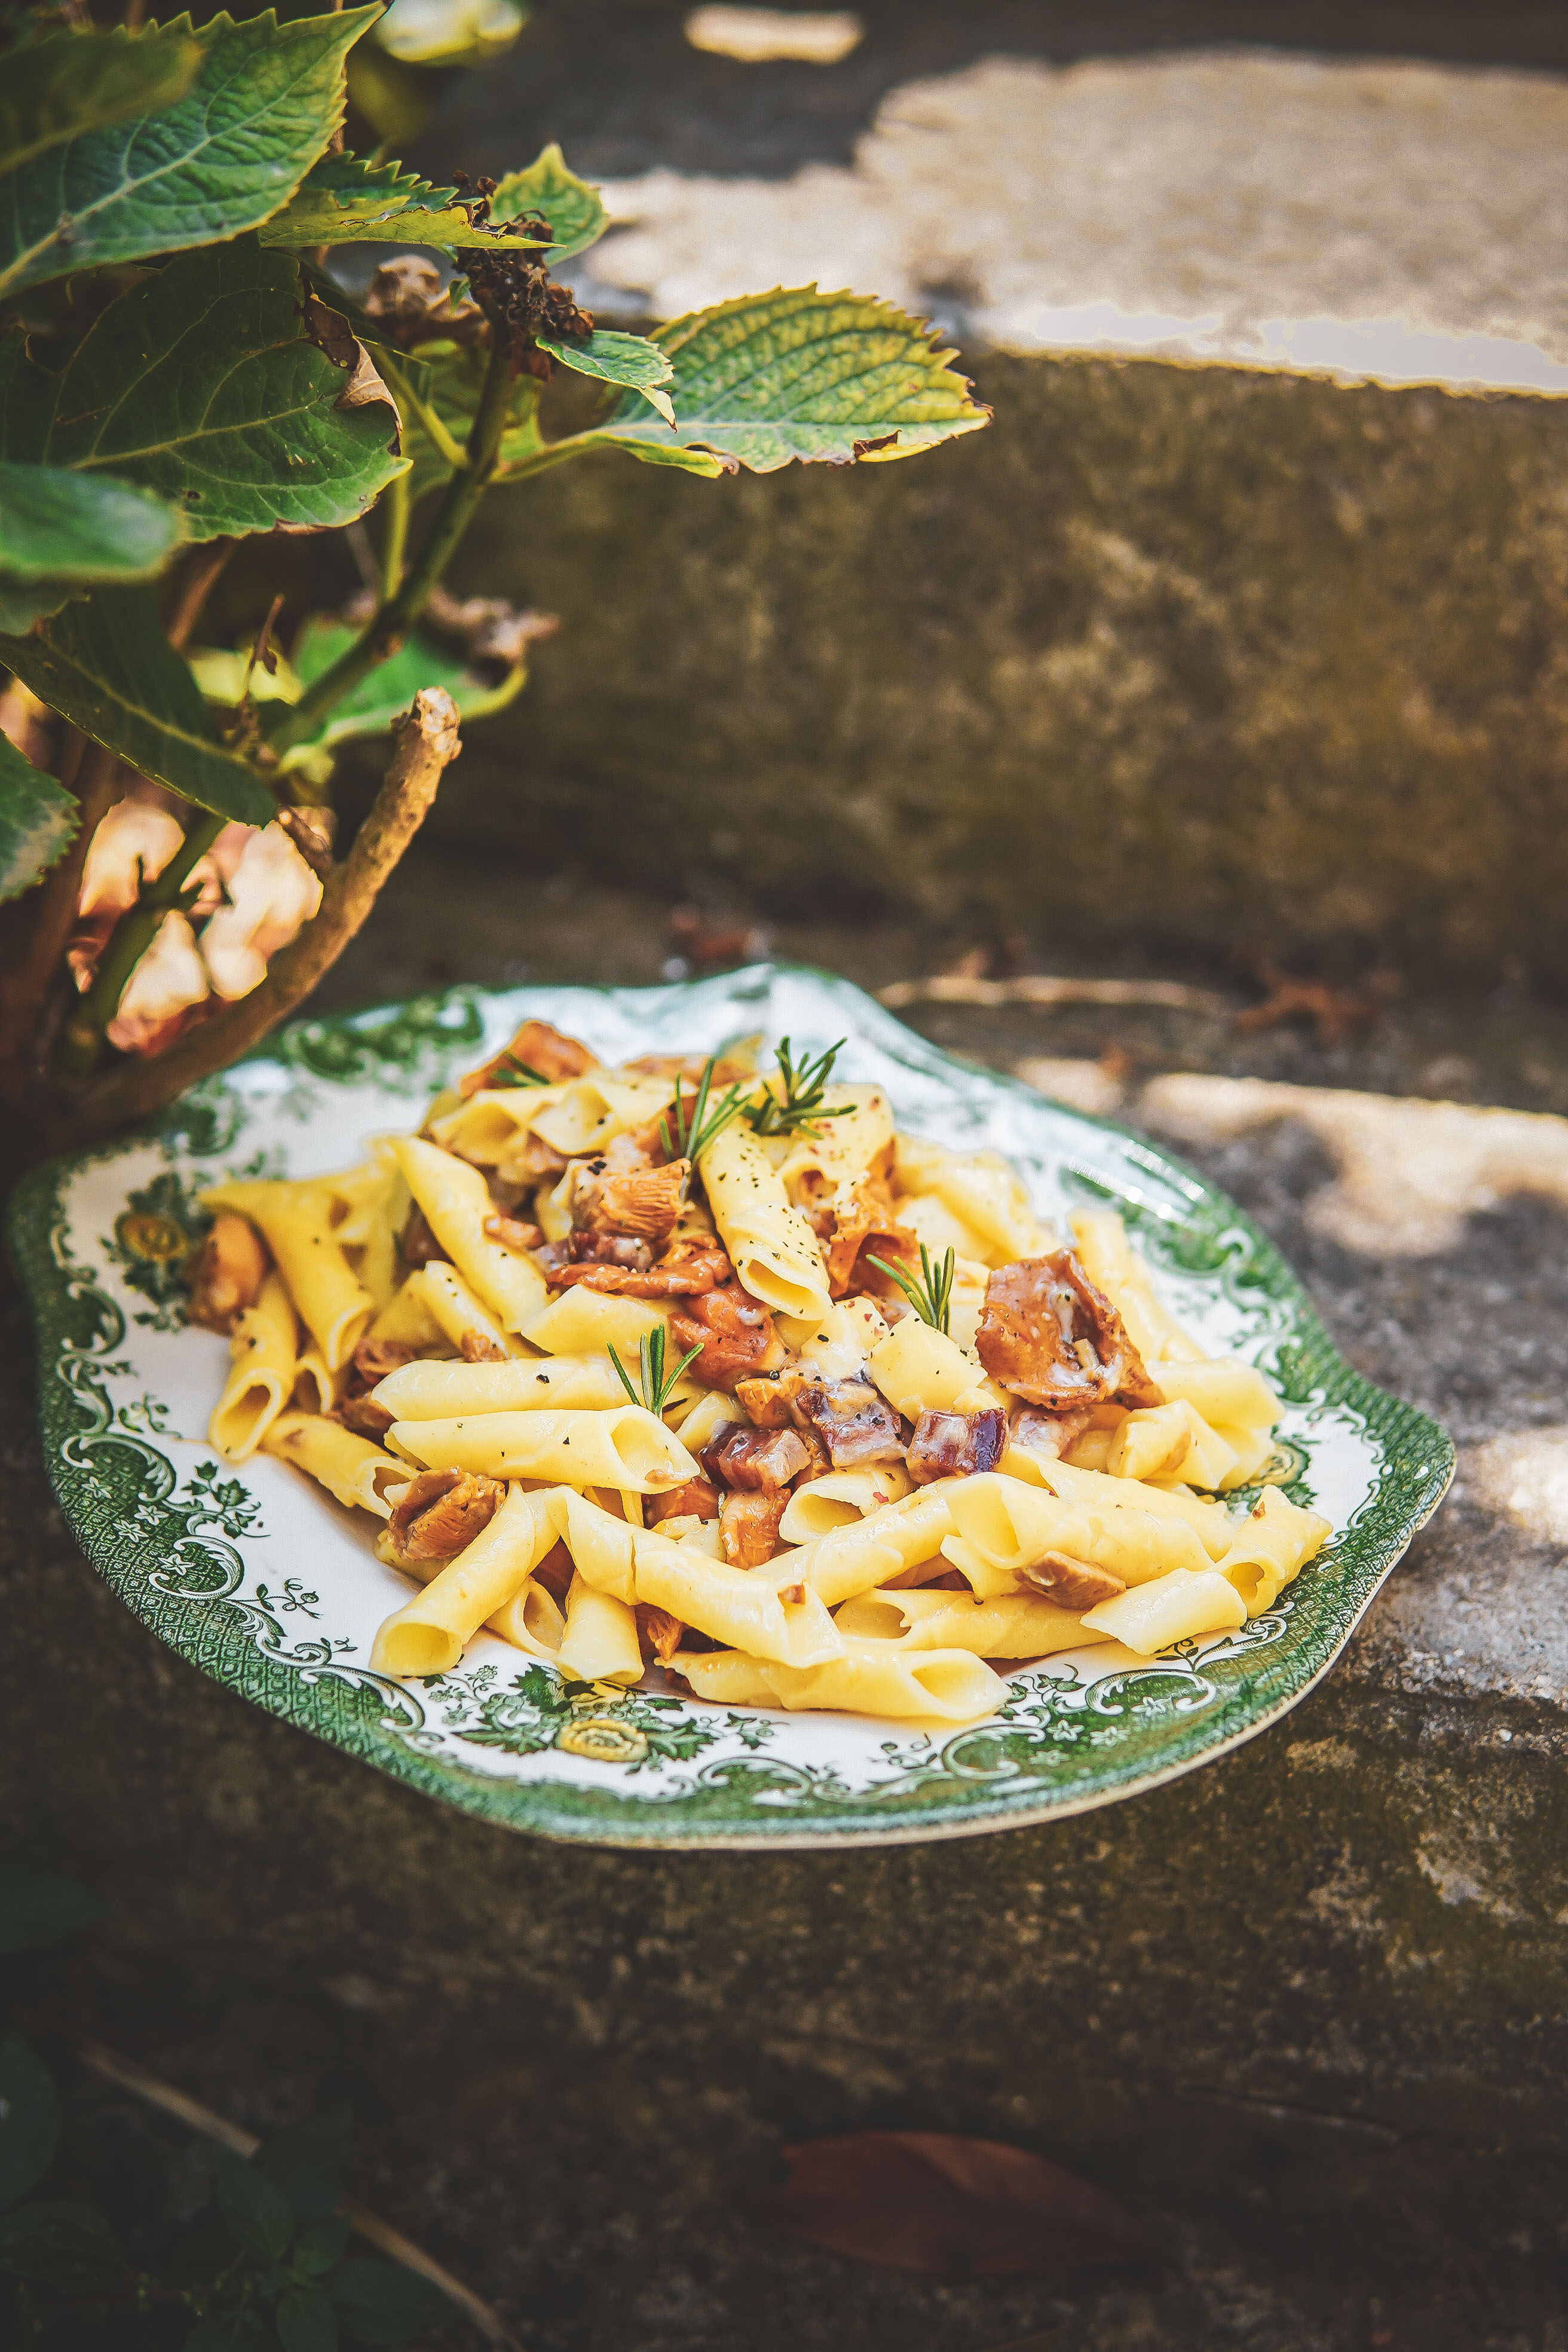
[386,18,1568,985]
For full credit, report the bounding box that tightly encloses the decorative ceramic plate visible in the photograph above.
[10,966,1452,1848]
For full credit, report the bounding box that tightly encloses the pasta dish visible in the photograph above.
[180,1020,1329,1728]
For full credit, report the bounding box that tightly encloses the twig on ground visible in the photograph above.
[878,974,1232,1015]
[65,688,462,1138]
[75,2037,522,2351]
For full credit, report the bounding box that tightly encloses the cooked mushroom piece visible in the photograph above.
[792,1377,906,1468]
[385,1469,506,1566]
[647,1475,722,1526]
[669,1284,788,1386]
[1018,1551,1128,1610]
[185,1212,270,1334]
[906,1405,1007,1484]
[976,1250,1160,1409]
[702,1424,813,1494]
[719,1489,789,1567]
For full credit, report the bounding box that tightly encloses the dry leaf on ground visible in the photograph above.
[752,2130,1148,2277]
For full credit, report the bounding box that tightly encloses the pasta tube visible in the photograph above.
[551,1489,638,1604]
[412,1263,522,1361]
[203,1178,374,1371]
[774,1084,894,1203]
[325,1154,407,1310]
[385,1405,698,1492]
[369,1485,559,1676]
[944,1472,1214,1591]
[999,1451,1236,1560]
[388,1137,549,1332]
[526,1073,674,1158]
[778,1463,912,1543]
[210,1272,298,1462]
[262,1411,406,1518]
[632,1527,843,1666]
[428,1080,577,1165]
[557,1574,644,1685]
[366,1272,451,1357]
[668,1389,743,1451]
[1217,1487,1331,1613]
[796,1479,961,1606]
[675,1641,1009,1725]
[800,1297,893,1383]
[370,1353,627,1422]
[1080,1567,1247,1654]
[866,1316,987,1420]
[1108,1400,1239,1491]
[1068,1207,1204,1364]
[290,1343,338,1417]
[835,1586,1103,1658]
[893,1136,1052,1266]
[1153,1359,1281,1431]
[698,1123,831,1321]
[488,1577,567,1659]
[522,1287,670,1358]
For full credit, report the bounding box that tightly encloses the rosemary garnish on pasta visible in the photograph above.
[490,1052,552,1089]
[608,1324,705,1418]
[746,1036,853,1138]
[659,1056,748,1161]
[866,1242,957,1336]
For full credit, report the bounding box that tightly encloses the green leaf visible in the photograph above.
[6,241,405,544]
[0,26,203,177]
[261,149,547,252]
[0,2035,60,2212]
[0,2199,121,2286]
[569,286,991,475]
[0,461,185,587]
[293,2217,353,2277]
[329,2258,453,2347]
[281,615,527,762]
[277,2286,340,2352]
[0,1863,105,1955]
[0,590,275,826]
[0,8,381,301]
[375,0,527,68]
[0,583,76,633]
[488,142,607,267]
[253,2106,353,2223]
[0,739,78,904]
[186,2314,270,2352]
[536,330,675,425]
[216,2151,296,2264]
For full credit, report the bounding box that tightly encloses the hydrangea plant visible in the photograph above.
[0,5,988,1153]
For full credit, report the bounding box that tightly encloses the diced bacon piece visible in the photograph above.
[647,1475,722,1526]
[1009,1404,1095,1463]
[185,1213,270,1334]
[702,1424,813,1494]
[906,1405,1007,1484]
[793,1377,906,1468]
[976,1250,1161,1409]
[719,1489,788,1567]
[385,1469,504,1565]
[669,1284,788,1386]
[460,1018,598,1096]
[1018,1551,1128,1610]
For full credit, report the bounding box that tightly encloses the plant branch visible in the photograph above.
[74,2038,522,2351]
[0,734,115,1071]
[164,538,237,653]
[379,467,411,601]
[878,973,1233,1015]
[65,688,461,1137]
[379,354,470,470]
[266,341,514,757]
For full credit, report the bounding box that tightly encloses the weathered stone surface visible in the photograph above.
[4,865,1568,2348]
[379,17,1568,986]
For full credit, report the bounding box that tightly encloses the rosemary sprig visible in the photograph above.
[865,1242,956,1336]
[489,1051,552,1089]
[609,1324,705,1418]
[746,1035,854,1138]
[659,1055,748,1161]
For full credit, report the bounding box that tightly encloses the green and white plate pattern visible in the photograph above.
[8,967,1453,1848]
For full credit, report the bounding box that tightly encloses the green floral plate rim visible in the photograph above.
[7,964,1454,1848]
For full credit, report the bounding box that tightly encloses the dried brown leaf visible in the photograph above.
[755,2131,1147,2277]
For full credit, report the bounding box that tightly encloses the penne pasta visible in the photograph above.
[551,1489,638,1603]
[557,1574,644,1685]
[1153,1359,1281,1431]
[366,1271,452,1357]
[521,1287,671,1358]
[698,1122,832,1321]
[1216,1486,1331,1613]
[773,1083,894,1205]
[1069,1206,1205,1364]
[488,1576,568,1660]
[263,1411,406,1518]
[834,1585,1104,1658]
[944,1471,1214,1591]
[203,1178,375,1371]
[675,1640,1009,1725]
[388,1137,549,1332]
[1080,1566,1247,1654]
[795,1479,962,1607]
[632,1527,843,1666]
[777,1463,913,1543]
[385,1405,698,1492]
[866,1315,989,1420]
[210,1272,298,1462]
[999,1451,1236,1560]
[369,1484,559,1676]
[370,1352,627,1422]
[1108,1399,1239,1491]
[893,1135,1054,1266]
